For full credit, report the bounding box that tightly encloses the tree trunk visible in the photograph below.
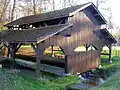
[0,0,10,22]
[11,0,16,21]
[33,0,36,15]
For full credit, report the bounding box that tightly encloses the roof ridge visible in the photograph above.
[5,2,92,26]
[18,2,92,19]
[5,2,106,26]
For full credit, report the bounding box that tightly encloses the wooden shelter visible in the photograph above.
[0,2,116,78]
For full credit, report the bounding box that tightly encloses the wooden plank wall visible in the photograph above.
[34,10,104,55]
[67,50,100,75]
[41,11,105,55]
[68,11,104,52]
[36,10,104,74]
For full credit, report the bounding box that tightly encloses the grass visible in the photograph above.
[1,46,120,90]
[94,71,120,90]
[0,45,80,90]
[93,49,120,90]
[9,76,79,90]
[0,69,80,90]
[93,56,120,80]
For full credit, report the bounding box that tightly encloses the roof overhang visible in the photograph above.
[37,24,73,43]
[69,2,92,16]
[0,24,73,43]
[101,29,117,43]
[88,3,107,25]
[93,28,117,45]
[69,2,107,25]
[5,2,106,27]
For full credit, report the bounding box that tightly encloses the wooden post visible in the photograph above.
[10,43,20,67]
[11,44,16,66]
[31,43,37,52]
[86,45,88,51]
[15,43,22,53]
[60,47,67,74]
[108,46,112,64]
[7,45,11,57]
[35,42,45,80]
[92,45,98,50]
[31,43,42,80]
[36,43,41,80]
[85,45,90,51]
[51,46,54,57]
[65,55,68,74]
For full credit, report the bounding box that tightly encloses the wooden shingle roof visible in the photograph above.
[5,2,106,27]
[0,24,72,43]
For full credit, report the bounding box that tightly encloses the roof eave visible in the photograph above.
[69,2,92,16]
[69,2,107,25]
[5,16,69,27]
[91,3,107,24]
[101,28,117,43]
[37,24,73,43]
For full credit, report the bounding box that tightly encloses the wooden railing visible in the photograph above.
[67,50,100,74]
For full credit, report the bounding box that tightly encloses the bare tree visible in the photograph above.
[10,0,17,21]
[19,0,43,15]
[62,0,78,8]
[0,0,10,22]
[33,0,36,15]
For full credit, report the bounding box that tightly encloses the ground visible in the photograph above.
[0,46,120,90]
[94,56,120,90]
[0,68,80,90]
[0,45,79,90]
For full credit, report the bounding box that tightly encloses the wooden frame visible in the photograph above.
[0,2,116,78]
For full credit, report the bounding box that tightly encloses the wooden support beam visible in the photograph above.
[52,50,61,51]
[59,46,67,74]
[108,46,112,63]
[59,47,65,55]
[58,20,63,24]
[11,44,17,66]
[7,43,20,58]
[7,45,11,57]
[43,23,48,27]
[101,53,109,55]
[3,43,9,48]
[36,44,40,80]
[92,45,98,50]
[51,46,54,56]
[11,45,15,61]
[65,55,68,74]
[35,43,45,80]
[85,45,88,51]
[31,43,37,52]
[85,44,90,51]
[15,43,22,53]
[1,42,10,57]
[31,43,41,80]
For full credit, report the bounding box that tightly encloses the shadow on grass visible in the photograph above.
[93,56,120,80]
[94,56,120,90]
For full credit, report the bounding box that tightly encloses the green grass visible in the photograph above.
[93,56,120,80]
[9,76,79,90]
[93,49,120,90]
[94,71,120,90]
[0,69,80,90]
[1,47,120,90]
